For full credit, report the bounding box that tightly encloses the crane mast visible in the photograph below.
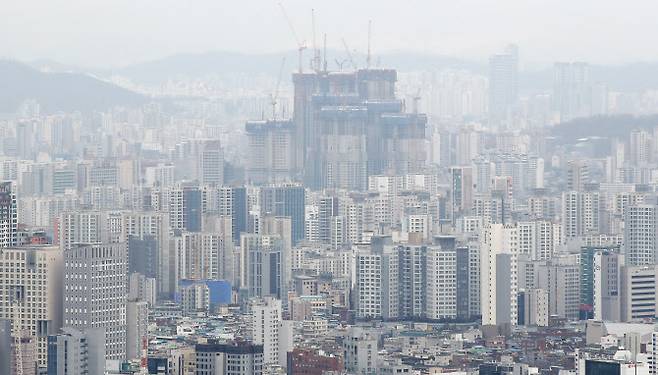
[270,57,287,120]
[341,38,358,71]
[278,3,307,73]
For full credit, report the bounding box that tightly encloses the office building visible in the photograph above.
[580,245,621,319]
[518,289,549,327]
[0,181,17,248]
[593,250,624,321]
[195,341,264,375]
[240,234,286,298]
[259,185,305,245]
[0,245,63,368]
[620,265,658,322]
[63,243,127,360]
[46,327,105,375]
[582,359,649,375]
[122,211,172,297]
[541,256,581,320]
[624,205,658,266]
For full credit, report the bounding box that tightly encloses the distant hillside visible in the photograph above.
[0,60,147,114]
[112,51,298,84]
[107,50,482,84]
[26,51,658,94]
[551,114,658,143]
[109,50,658,93]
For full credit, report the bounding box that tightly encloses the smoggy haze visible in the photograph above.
[2,0,657,67]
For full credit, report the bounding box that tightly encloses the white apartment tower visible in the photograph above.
[176,232,234,281]
[624,205,658,266]
[562,191,600,240]
[426,247,458,320]
[251,297,292,367]
[481,223,519,326]
[517,221,561,260]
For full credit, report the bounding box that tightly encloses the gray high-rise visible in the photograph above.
[488,45,519,123]
[63,243,128,360]
[259,185,305,245]
[0,181,17,248]
[47,327,105,375]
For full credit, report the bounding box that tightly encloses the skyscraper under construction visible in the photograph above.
[293,68,427,191]
[247,65,427,190]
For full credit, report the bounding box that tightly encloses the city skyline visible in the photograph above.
[3,3,658,375]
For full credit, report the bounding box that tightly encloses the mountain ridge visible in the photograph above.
[0,59,147,114]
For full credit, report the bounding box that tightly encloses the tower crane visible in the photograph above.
[367,20,372,69]
[278,3,307,73]
[270,57,287,120]
[311,9,321,72]
[341,38,358,71]
[335,58,348,71]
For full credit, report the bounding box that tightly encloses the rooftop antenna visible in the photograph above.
[367,20,372,69]
[278,3,307,73]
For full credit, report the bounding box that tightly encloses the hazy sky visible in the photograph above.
[2,0,656,68]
